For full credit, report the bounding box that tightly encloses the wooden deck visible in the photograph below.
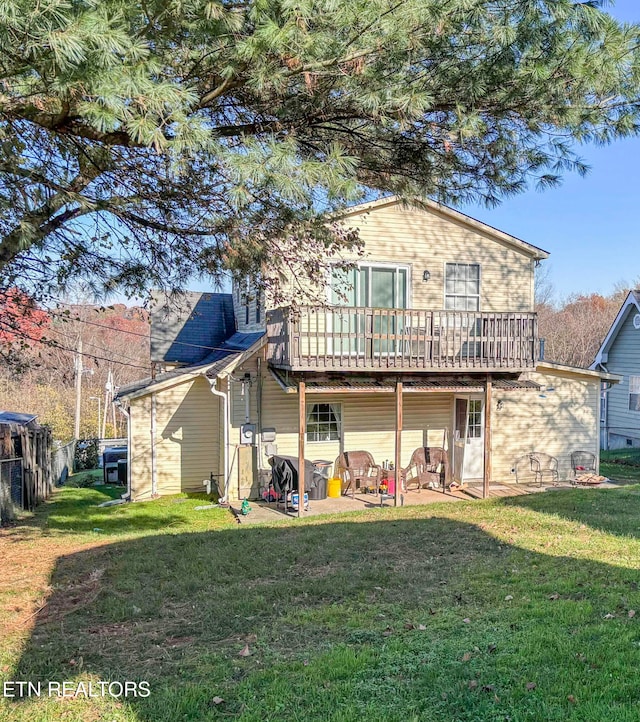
[266,306,538,373]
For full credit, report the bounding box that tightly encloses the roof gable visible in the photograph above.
[338,196,549,260]
[591,290,640,369]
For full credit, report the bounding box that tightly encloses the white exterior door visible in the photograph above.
[453,397,468,483]
[453,396,484,482]
[463,397,484,481]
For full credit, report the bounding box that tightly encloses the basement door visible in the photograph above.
[453,396,484,483]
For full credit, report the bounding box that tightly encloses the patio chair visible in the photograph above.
[529,452,559,487]
[401,447,448,492]
[571,450,597,483]
[334,450,381,497]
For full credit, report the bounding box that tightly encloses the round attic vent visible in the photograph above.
[634,314,640,330]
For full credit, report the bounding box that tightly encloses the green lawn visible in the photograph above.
[2,484,640,721]
[601,448,640,484]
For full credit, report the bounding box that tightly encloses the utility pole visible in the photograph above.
[102,368,111,439]
[74,337,83,439]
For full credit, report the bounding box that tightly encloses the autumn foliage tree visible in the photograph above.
[537,285,632,368]
[0,301,150,440]
[0,288,50,366]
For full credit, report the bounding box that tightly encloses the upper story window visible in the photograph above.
[629,376,640,412]
[445,263,480,311]
[244,276,250,325]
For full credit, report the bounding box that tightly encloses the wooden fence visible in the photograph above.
[0,422,60,524]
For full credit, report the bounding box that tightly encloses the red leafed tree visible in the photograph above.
[0,288,50,344]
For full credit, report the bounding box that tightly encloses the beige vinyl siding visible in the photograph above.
[240,200,537,317]
[230,354,260,430]
[345,203,535,312]
[604,311,640,442]
[491,368,600,483]
[227,354,261,501]
[129,376,221,500]
[260,366,452,473]
[129,394,152,499]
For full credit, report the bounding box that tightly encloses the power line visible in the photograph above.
[7,294,241,356]
[50,305,238,354]
[51,325,145,367]
[0,317,151,371]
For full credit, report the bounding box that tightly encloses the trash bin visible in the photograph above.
[103,446,127,484]
[309,460,332,500]
[117,459,128,486]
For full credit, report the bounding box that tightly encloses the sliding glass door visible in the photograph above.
[330,265,408,354]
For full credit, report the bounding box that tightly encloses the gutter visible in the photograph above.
[207,377,230,504]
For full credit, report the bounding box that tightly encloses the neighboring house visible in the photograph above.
[116,197,616,503]
[591,290,640,450]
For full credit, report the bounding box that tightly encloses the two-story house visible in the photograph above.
[591,290,640,449]
[115,197,616,505]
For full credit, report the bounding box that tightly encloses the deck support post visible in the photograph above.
[298,379,306,518]
[483,375,492,499]
[395,380,403,507]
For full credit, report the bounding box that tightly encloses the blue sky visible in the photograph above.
[464,0,640,299]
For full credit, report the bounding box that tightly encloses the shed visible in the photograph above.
[0,411,53,524]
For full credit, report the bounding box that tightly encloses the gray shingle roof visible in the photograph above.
[115,332,266,400]
[150,291,235,365]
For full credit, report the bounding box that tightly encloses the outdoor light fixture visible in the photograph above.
[497,400,504,411]
[422,270,431,282]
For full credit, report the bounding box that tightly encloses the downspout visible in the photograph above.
[150,393,158,496]
[600,364,611,452]
[208,376,230,503]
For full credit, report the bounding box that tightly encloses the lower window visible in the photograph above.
[629,376,640,412]
[307,403,341,442]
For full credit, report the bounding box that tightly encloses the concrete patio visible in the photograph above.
[230,479,622,524]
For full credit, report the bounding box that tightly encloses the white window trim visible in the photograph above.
[443,262,482,312]
[326,261,412,309]
[306,402,343,443]
[629,375,640,414]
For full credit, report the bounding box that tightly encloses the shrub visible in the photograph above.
[75,438,99,470]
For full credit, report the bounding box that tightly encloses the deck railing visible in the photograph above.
[266,306,538,372]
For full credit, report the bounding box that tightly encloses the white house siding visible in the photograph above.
[491,368,600,483]
[603,311,640,447]
[129,376,221,500]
